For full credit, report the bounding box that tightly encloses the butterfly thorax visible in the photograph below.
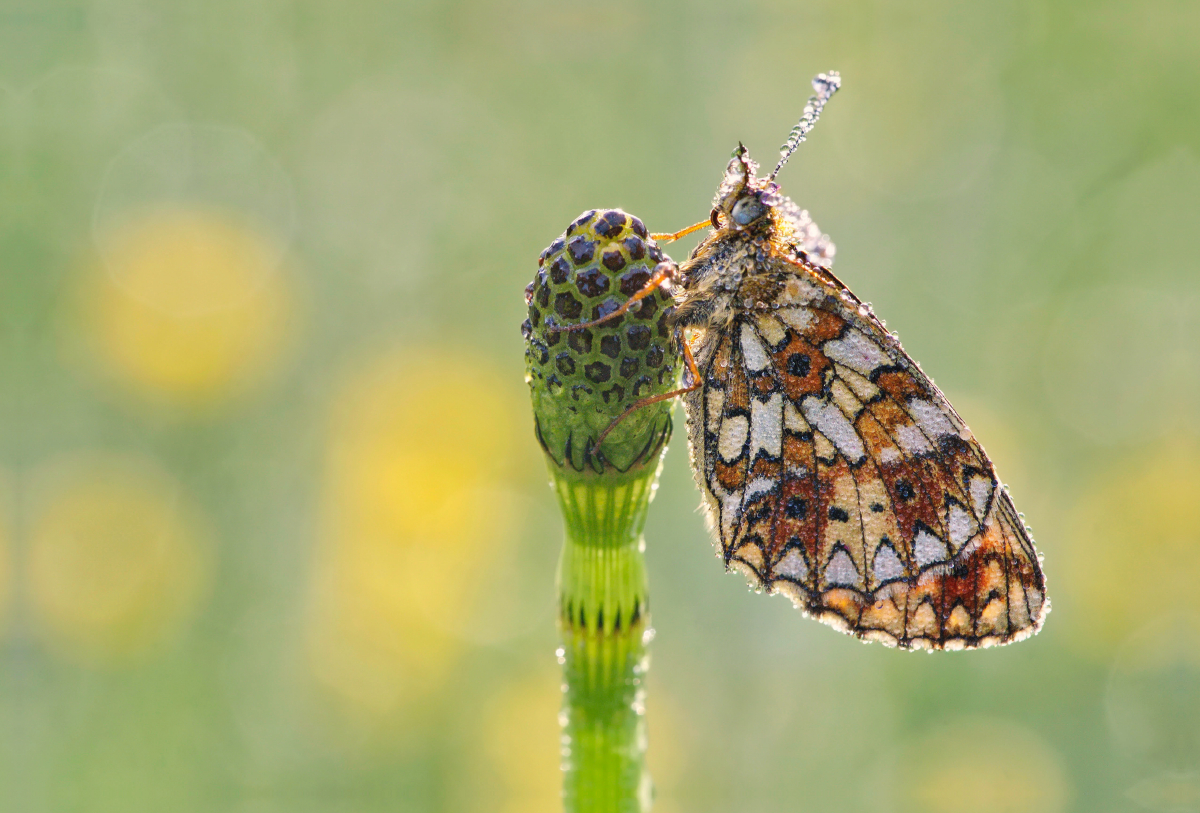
[672,231,810,332]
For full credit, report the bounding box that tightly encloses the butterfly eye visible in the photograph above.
[730,195,767,226]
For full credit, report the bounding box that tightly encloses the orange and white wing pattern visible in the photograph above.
[681,269,1048,650]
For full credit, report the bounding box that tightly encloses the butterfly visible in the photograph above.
[572,72,1048,650]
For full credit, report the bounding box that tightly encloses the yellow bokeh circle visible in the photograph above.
[881,717,1070,813]
[308,349,522,717]
[476,672,561,813]
[1062,448,1200,658]
[26,453,211,663]
[85,207,292,407]
[0,469,10,635]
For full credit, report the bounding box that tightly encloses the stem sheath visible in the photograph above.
[553,458,664,813]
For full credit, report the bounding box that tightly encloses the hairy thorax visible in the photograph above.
[671,226,825,333]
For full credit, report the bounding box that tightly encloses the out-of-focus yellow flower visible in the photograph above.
[0,469,10,635]
[475,671,560,813]
[307,349,521,718]
[1062,448,1200,658]
[25,453,211,664]
[81,206,292,407]
[883,717,1069,813]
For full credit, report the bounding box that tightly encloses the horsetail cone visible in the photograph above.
[523,208,682,474]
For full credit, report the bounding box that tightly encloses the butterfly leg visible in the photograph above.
[591,328,701,452]
[557,218,710,335]
[650,218,710,243]
[557,260,678,333]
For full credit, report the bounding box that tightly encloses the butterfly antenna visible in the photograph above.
[769,71,841,181]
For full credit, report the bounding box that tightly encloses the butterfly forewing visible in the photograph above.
[682,259,1047,650]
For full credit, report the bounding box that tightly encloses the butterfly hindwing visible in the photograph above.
[682,285,1047,650]
[666,79,1045,648]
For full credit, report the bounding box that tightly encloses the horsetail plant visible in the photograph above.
[523,209,683,812]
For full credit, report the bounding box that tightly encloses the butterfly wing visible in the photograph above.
[681,266,1047,650]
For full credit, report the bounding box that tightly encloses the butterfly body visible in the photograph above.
[666,92,1047,651]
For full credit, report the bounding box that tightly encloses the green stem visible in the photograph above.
[524,208,680,810]
[552,458,663,813]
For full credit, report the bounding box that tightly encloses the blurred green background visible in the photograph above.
[3,1,1199,811]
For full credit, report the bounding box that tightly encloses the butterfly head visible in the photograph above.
[708,72,841,268]
[712,144,779,232]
